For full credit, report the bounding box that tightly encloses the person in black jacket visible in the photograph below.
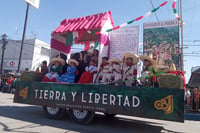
[57,53,69,74]
[72,51,89,83]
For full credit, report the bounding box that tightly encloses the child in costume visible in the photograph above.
[140,54,157,87]
[122,52,139,86]
[91,49,99,66]
[97,57,111,83]
[41,60,48,76]
[78,59,97,84]
[93,57,110,83]
[42,57,65,82]
[108,58,121,83]
[57,59,79,83]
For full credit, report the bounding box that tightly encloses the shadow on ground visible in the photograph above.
[184,112,200,121]
[0,105,186,133]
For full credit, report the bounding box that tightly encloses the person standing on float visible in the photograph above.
[108,58,121,84]
[140,54,157,87]
[122,52,139,86]
[96,57,110,83]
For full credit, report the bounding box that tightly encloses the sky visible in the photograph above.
[0,0,200,82]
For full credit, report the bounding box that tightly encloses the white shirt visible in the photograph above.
[85,66,97,73]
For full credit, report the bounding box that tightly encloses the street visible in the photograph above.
[0,92,200,133]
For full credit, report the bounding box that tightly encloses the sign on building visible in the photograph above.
[23,0,40,9]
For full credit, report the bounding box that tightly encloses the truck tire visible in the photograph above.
[43,106,66,119]
[69,109,95,124]
[104,113,116,118]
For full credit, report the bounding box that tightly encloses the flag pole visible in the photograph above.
[180,0,184,72]
[17,3,30,72]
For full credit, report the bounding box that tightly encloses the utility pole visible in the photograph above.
[180,0,184,72]
[17,3,30,72]
[0,34,8,75]
[149,0,159,21]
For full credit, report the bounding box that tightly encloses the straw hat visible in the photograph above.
[8,72,15,76]
[50,57,65,66]
[108,58,121,64]
[122,52,139,65]
[140,54,156,65]
[68,59,79,66]
[15,73,22,77]
[169,63,176,71]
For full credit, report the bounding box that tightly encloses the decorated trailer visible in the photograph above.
[14,10,184,124]
[14,81,184,123]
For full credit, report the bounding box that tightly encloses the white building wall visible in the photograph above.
[0,39,50,73]
[31,39,50,71]
[0,39,35,72]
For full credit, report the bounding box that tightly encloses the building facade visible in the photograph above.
[0,39,50,73]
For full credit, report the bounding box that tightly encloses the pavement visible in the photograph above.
[0,92,200,133]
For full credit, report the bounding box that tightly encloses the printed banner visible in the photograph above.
[143,20,179,68]
[109,26,139,59]
[23,0,40,9]
[14,82,184,122]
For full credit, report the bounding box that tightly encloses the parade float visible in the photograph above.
[14,1,185,124]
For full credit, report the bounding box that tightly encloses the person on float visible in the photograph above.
[42,56,65,82]
[122,52,139,86]
[94,57,110,83]
[58,53,69,74]
[57,59,79,83]
[140,54,158,87]
[91,49,99,66]
[73,51,88,83]
[78,59,97,84]
[40,60,48,76]
[108,58,121,83]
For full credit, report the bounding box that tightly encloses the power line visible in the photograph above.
[183,45,200,46]
[149,0,159,21]
[184,53,200,55]
[184,40,200,43]
[184,55,200,57]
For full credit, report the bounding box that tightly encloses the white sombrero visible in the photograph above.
[140,54,156,65]
[8,72,15,76]
[108,58,121,64]
[15,73,22,77]
[68,59,79,66]
[50,57,65,66]
[122,52,139,65]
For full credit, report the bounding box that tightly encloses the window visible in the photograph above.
[41,47,50,56]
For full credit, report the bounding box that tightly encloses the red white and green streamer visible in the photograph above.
[88,0,183,35]
[172,0,184,26]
